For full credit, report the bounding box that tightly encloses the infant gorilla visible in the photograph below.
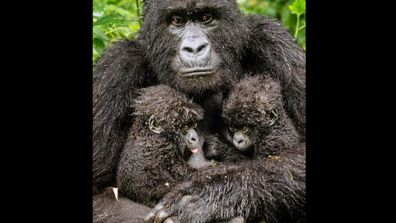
[222,75,300,157]
[117,85,213,207]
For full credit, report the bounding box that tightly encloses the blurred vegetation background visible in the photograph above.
[93,0,305,64]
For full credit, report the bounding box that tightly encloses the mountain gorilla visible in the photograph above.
[117,85,210,207]
[93,0,305,222]
[222,75,300,158]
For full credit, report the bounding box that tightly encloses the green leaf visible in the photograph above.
[93,28,108,42]
[288,0,306,16]
[94,38,106,51]
[94,14,129,26]
[93,1,105,15]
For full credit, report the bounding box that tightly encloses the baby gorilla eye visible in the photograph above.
[191,122,198,129]
[229,126,237,132]
[181,125,190,135]
[200,13,212,24]
[171,15,184,26]
[242,126,251,134]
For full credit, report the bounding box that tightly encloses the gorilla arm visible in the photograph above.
[246,16,306,139]
[117,137,198,207]
[145,143,306,223]
[93,40,154,191]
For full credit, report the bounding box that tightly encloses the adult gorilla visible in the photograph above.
[93,0,305,222]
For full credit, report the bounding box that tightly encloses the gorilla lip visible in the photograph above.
[177,68,216,78]
[190,148,199,153]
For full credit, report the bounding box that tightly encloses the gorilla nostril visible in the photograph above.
[197,43,208,53]
[237,140,244,144]
[183,47,194,53]
[191,137,196,142]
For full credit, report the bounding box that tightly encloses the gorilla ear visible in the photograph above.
[148,115,164,134]
[268,109,279,126]
[183,106,199,117]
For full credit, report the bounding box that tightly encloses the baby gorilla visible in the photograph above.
[222,75,300,157]
[117,85,211,207]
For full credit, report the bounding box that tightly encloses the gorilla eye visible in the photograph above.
[191,122,198,129]
[171,15,184,26]
[229,126,237,132]
[181,125,189,135]
[242,127,251,134]
[201,14,212,24]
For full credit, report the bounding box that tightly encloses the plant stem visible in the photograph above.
[294,14,300,38]
[298,24,306,31]
[136,0,141,27]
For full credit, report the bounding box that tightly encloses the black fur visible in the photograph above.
[204,133,250,163]
[93,0,305,190]
[142,79,305,222]
[222,75,300,157]
[93,0,305,222]
[244,15,306,140]
[93,188,151,223]
[154,75,305,222]
[158,143,305,223]
[93,41,153,191]
[116,85,204,207]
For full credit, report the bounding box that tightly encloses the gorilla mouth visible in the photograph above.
[177,68,217,78]
[190,148,199,154]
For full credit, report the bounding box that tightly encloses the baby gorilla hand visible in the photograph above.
[143,202,179,223]
[144,195,212,223]
[144,195,245,223]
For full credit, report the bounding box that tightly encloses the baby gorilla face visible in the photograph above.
[148,117,203,155]
[179,122,204,154]
[226,125,256,152]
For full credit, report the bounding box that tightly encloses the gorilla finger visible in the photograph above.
[154,210,171,223]
[143,212,156,223]
[144,204,164,223]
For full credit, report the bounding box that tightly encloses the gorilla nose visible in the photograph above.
[180,37,210,59]
[182,43,208,55]
[186,129,199,145]
[233,136,246,149]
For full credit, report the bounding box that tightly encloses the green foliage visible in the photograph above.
[289,0,305,15]
[93,0,306,64]
[238,0,305,50]
[288,0,305,45]
[93,0,142,64]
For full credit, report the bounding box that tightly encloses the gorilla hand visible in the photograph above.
[144,195,212,223]
[143,202,179,223]
[144,194,246,223]
[143,181,193,223]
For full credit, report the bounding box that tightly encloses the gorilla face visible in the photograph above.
[225,125,256,152]
[168,9,222,91]
[179,122,204,155]
[139,0,248,94]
